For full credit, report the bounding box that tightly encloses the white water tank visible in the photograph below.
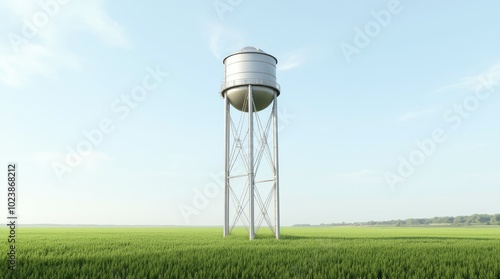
[220,47,280,112]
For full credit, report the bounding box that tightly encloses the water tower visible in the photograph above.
[220,47,281,240]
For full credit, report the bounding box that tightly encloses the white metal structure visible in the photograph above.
[220,47,280,240]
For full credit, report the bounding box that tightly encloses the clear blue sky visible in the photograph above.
[1,1,499,226]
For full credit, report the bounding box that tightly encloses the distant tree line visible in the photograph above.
[293,214,500,227]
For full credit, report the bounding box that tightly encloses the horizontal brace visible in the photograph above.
[255,179,275,184]
[229,174,250,179]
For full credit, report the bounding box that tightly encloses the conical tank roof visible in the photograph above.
[223,46,278,64]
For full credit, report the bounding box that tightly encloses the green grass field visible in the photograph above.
[1,226,500,278]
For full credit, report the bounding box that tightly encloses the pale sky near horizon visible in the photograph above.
[1,1,499,226]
